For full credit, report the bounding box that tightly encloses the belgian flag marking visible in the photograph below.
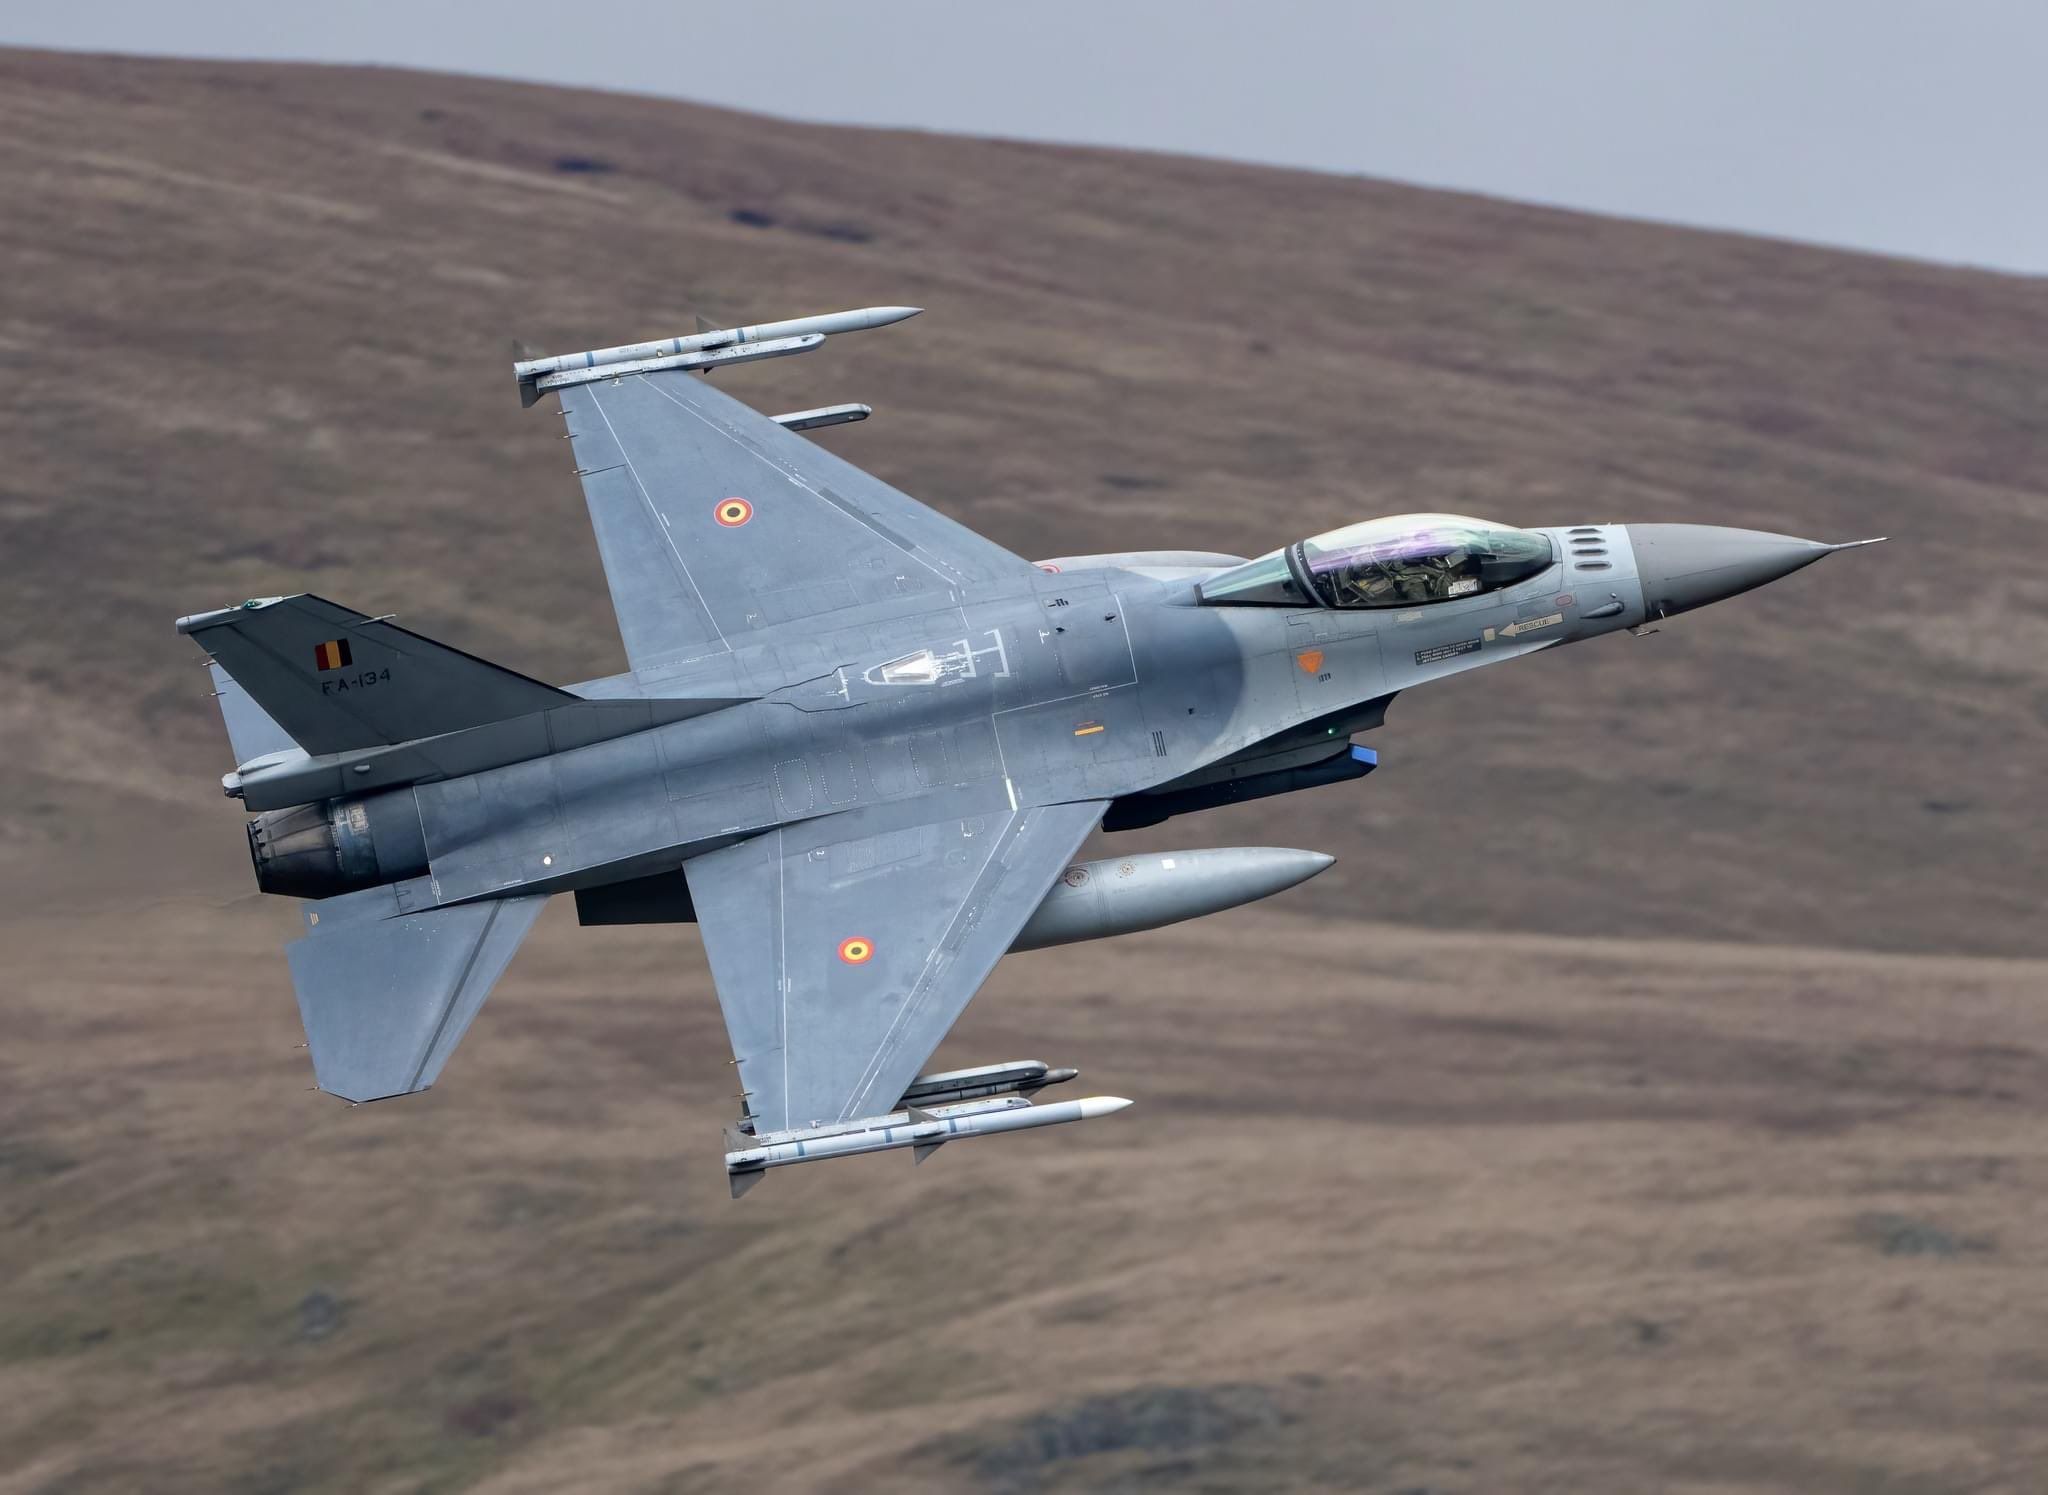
[313,639,353,672]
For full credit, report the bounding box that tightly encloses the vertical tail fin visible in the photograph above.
[178,595,571,756]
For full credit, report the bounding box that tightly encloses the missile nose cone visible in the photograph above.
[1627,524,1877,619]
[1077,1096,1134,1120]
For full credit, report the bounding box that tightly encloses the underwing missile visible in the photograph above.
[897,1060,1078,1110]
[725,1094,1130,1197]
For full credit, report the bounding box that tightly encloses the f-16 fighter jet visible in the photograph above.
[178,306,1880,1195]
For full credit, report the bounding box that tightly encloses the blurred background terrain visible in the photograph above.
[1,48,2045,1493]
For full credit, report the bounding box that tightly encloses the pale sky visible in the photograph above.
[12,0,2047,274]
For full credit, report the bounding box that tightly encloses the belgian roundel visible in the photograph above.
[714,497,753,527]
[837,936,874,965]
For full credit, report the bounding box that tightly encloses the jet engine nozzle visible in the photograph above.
[246,788,429,899]
[1627,524,1882,619]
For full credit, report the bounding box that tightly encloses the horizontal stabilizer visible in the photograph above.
[287,893,548,1102]
[178,595,572,756]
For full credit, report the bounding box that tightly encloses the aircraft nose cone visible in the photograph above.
[1628,524,1841,618]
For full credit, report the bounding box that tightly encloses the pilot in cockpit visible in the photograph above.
[1328,545,1481,607]
[1197,515,1547,611]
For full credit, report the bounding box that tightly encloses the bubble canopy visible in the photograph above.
[1196,513,1555,610]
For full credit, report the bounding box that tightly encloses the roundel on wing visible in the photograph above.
[714,497,754,527]
[837,936,874,965]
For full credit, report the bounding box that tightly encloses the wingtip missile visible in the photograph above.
[839,304,922,329]
[1075,1096,1134,1120]
[513,304,925,404]
[724,1092,1131,1196]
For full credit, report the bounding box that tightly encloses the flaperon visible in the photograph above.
[177,304,1880,1196]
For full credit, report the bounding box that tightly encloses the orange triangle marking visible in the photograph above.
[1295,649,1324,675]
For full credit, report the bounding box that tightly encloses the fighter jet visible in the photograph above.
[177,305,1880,1195]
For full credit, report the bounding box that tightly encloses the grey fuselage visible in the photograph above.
[333,523,1646,916]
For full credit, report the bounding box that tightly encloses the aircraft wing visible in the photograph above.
[557,369,1034,683]
[683,794,1106,1136]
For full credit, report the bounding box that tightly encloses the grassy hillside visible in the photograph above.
[2,47,2046,1494]
[10,903,2048,1493]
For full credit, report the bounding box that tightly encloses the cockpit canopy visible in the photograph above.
[1196,513,1555,609]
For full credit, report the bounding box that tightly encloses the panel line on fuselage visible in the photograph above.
[990,680,1138,717]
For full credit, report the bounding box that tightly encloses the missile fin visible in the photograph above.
[913,1141,946,1165]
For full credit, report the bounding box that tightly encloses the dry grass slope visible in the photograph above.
[1,48,2044,1494]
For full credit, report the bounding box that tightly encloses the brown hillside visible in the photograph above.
[2,48,2046,1495]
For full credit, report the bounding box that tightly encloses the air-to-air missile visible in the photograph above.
[513,305,921,404]
[725,1093,1132,1197]
[897,1060,1080,1109]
